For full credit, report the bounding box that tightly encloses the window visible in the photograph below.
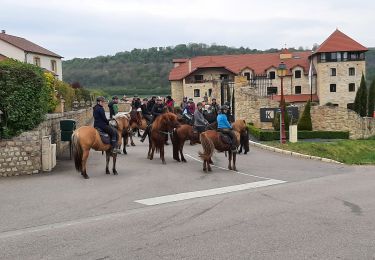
[244,72,251,80]
[51,60,57,72]
[349,83,355,92]
[208,88,212,97]
[294,70,301,78]
[329,52,337,61]
[320,53,326,62]
[267,87,278,95]
[330,68,336,76]
[330,84,336,92]
[269,71,276,79]
[295,86,301,94]
[220,74,228,80]
[349,67,355,76]
[343,52,348,61]
[194,75,203,82]
[33,57,40,66]
[194,89,200,97]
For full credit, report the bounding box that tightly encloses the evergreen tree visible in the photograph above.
[368,79,375,117]
[354,73,368,117]
[298,100,312,130]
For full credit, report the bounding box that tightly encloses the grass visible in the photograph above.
[263,139,375,165]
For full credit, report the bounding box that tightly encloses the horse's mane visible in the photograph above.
[152,112,178,131]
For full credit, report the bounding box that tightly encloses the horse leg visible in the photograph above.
[238,144,243,154]
[112,154,118,175]
[105,151,111,174]
[203,159,207,172]
[180,144,186,162]
[147,142,151,159]
[130,132,136,146]
[161,145,166,164]
[232,152,237,172]
[122,133,127,154]
[150,143,155,160]
[228,151,232,170]
[207,159,212,172]
[137,128,142,137]
[81,149,90,179]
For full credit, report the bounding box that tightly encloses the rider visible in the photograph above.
[210,98,220,118]
[140,97,165,143]
[194,102,209,133]
[224,101,233,122]
[217,105,237,152]
[165,95,174,111]
[93,96,121,154]
[180,96,188,111]
[108,95,119,119]
[141,98,152,124]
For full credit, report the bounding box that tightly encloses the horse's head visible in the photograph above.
[164,112,179,131]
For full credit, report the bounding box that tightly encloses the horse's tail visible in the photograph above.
[240,126,250,153]
[72,132,83,172]
[198,132,214,161]
[171,128,180,161]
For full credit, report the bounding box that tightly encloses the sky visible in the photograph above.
[1,0,374,60]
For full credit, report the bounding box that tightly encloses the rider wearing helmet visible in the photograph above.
[217,105,237,152]
[93,96,121,154]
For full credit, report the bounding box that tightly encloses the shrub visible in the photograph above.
[44,72,59,112]
[298,100,312,130]
[0,60,49,138]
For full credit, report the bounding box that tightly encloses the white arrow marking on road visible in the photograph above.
[135,179,287,206]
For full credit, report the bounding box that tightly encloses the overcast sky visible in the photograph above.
[1,0,374,60]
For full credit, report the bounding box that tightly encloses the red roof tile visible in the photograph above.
[169,51,311,81]
[315,29,367,53]
[0,33,62,58]
[270,94,319,103]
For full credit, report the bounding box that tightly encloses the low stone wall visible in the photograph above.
[0,108,93,177]
[102,102,131,113]
[311,106,375,139]
[235,86,279,129]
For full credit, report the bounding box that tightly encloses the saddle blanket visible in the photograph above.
[96,128,110,144]
[219,132,232,145]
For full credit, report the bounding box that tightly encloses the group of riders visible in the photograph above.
[93,94,237,154]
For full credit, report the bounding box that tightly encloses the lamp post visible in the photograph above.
[277,62,287,144]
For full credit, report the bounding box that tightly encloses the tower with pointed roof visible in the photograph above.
[311,29,367,108]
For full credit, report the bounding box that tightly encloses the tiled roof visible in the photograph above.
[270,94,319,103]
[315,29,367,53]
[169,51,311,81]
[0,33,62,58]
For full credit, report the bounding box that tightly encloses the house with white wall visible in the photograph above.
[0,30,63,80]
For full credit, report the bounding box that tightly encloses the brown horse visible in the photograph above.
[171,124,200,162]
[72,114,129,179]
[198,119,248,172]
[125,111,148,148]
[147,112,179,164]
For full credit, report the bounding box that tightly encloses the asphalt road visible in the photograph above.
[1,138,375,259]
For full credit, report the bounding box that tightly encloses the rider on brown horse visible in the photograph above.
[93,96,121,154]
[140,97,164,142]
[217,105,237,152]
[194,102,209,133]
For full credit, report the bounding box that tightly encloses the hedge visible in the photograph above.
[0,60,50,138]
[248,124,349,141]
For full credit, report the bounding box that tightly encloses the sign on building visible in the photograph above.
[260,107,299,122]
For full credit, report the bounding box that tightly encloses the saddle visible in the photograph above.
[95,128,110,144]
[217,131,232,146]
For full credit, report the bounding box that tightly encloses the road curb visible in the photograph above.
[248,140,344,164]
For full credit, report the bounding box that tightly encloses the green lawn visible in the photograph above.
[263,140,375,165]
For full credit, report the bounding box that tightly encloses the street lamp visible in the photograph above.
[277,62,287,144]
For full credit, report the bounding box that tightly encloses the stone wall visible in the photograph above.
[0,108,93,177]
[235,86,279,129]
[102,102,131,113]
[311,106,375,139]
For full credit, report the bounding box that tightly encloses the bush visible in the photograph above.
[44,72,59,112]
[0,60,49,138]
[298,100,312,130]
[248,124,349,141]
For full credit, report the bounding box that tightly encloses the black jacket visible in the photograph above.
[93,104,109,129]
[151,103,164,119]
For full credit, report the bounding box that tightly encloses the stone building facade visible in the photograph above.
[0,108,92,177]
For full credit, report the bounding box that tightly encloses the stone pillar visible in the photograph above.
[289,125,298,143]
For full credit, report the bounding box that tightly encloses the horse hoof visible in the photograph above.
[182,159,187,163]
[82,173,89,179]
[131,143,136,147]
[106,171,110,175]
[113,171,118,175]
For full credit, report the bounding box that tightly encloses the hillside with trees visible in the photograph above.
[62,44,375,96]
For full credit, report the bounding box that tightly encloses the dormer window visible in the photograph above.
[294,70,301,78]
[269,71,275,79]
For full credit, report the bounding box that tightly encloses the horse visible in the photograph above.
[171,124,200,162]
[232,119,249,154]
[125,110,148,148]
[72,114,129,179]
[198,119,248,172]
[147,112,180,164]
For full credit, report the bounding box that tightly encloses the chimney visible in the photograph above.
[188,59,192,73]
[1,30,5,34]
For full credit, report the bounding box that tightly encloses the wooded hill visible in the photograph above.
[62,44,375,96]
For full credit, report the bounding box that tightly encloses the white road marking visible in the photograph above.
[135,179,287,205]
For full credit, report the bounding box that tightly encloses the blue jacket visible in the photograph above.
[217,114,232,129]
[93,104,109,130]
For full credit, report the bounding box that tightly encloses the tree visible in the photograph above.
[298,100,312,130]
[368,79,375,117]
[354,73,368,117]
